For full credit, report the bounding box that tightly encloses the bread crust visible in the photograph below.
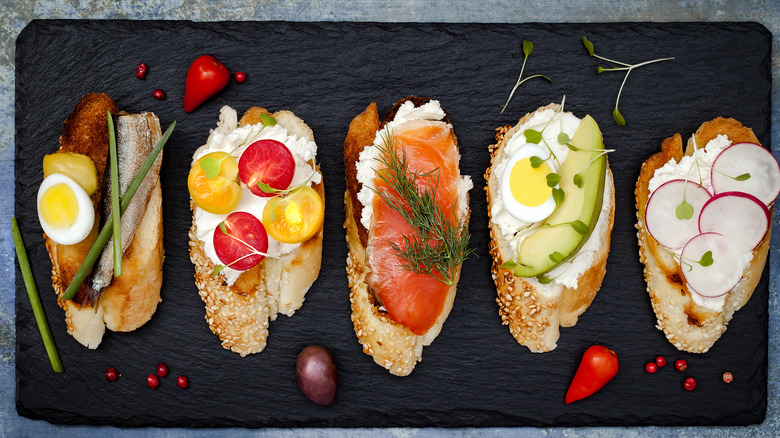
[344,97,466,376]
[45,93,164,347]
[485,104,615,352]
[188,107,323,356]
[635,117,769,353]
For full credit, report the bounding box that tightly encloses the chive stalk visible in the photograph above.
[107,112,122,277]
[12,217,64,373]
[62,121,176,301]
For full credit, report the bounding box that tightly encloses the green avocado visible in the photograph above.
[512,115,607,278]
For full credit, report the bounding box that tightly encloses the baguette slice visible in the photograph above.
[45,93,164,348]
[485,103,615,352]
[188,106,323,357]
[635,117,770,353]
[344,97,468,376]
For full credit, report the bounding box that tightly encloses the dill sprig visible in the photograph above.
[372,131,474,285]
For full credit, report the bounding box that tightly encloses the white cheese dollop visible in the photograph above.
[192,106,322,286]
[646,134,752,311]
[355,100,473,231]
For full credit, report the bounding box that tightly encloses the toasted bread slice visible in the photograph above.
[344,97,469,376]
[45,93,164,348]
[188,106,323,356]
[635,117,770,353]
[485,103,615,352]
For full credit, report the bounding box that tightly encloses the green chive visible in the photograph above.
[12,217,63,372]
[62,121,176,301]
[107,112,122,277]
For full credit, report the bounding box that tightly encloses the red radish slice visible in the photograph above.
[239,139,296,198]
[680,232,743,298]
[213,211,269,271]
[711,142,780,206]
[698,192,770,252]
[645,179,711,249]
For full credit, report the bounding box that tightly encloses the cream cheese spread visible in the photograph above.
[192,106,322,286]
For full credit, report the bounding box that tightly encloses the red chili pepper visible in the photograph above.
[565,345,619,404]
[183,55,230,112]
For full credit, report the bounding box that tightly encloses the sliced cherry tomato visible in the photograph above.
[188,152,242,214]
[238,139,295,197]
[213,211,268,271]
[262,186,324,244]
[565,345,619,404]
[183,55,230,112]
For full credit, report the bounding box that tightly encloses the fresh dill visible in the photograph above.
[372,131,474,285]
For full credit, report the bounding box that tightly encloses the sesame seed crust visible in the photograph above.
[635,118,769,353]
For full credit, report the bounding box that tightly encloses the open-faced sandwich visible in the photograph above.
[41,92,165,348]
[635,117,778,353]
[486,101,615,353]
[344,97,473,376]
[188,106,324,356]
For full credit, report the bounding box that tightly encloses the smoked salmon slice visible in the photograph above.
[367,119,462,335]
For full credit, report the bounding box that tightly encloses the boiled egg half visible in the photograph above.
[37,173,95,245]
[500,143,559,223]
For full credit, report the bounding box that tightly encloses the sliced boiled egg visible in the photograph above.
[37,173,95,245]
[500,143,558,223]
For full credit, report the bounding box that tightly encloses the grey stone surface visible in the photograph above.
[2,1,779,436]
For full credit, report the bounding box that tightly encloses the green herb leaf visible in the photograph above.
[597,66,606,74]
[735,173,751,181]
[557,132,570,145]
[552,187,565,207]
[259,113,277,126]
[501,260,516,270]
[549,251,564,264]
[612,107,626,126]
[212,265,226,277]
[523,40,534,57]
[257,181,281,194]
[530,156,544,168]
[573,173,583,188]
[524,129,542,144]
[675,200,694,220]
[536,275,553,284]
[698,250,714,267]
[566,143,580,152]
[582,36,595,56]
[570,220,588,235]
[546,172,561,187]
[200,156,222,179]
[218,222,228,235]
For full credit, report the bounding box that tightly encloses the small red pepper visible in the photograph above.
[183,55,230,112]
[565,345,619,404]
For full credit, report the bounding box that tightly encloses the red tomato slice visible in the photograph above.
[213,211,269,271]
[238,139,296,197]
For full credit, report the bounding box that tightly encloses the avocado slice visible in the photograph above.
[512,115,607,278]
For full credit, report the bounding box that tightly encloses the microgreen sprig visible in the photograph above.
[200,113,277,179]
[502,40,552,113]
[582,36,675,126]
[676,250,714,271]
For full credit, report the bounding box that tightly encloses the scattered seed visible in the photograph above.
[147,373,159,389]
[234,71,246,83]
[153,89,165,100]
[177,375,189,389]
[683,376,697,391]
[105,368,119,382]
[136,62,148,80]
[723,372,734,384]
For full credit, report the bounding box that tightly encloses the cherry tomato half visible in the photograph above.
[213,211,268,271]
[262,186,324,244]
[238,139,296,198]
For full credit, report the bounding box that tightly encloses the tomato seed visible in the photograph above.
[177,375,189,389]
[147,373,159,389]
[723,372,734,383]
[675,359,688,371]
[655,356,666,368]
[234,71,246,83]
[683,377,697,391]
[153,89,165,100]
[136,62,147,80]
[157,363,168,378]
[105,368,119,382]
[645,362,657,374]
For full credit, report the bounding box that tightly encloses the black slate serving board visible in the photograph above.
[15,20,771,427]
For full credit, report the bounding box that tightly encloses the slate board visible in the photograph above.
[14,20,772,427]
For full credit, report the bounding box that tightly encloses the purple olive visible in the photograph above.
[296,345,338,405]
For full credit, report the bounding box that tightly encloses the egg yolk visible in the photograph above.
[509,158,552,207]
[40,183,79,229]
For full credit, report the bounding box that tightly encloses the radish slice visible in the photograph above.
[680,232,743,298]
[711,142,780,206]
[699,192,770,252]
[645,179,711,249]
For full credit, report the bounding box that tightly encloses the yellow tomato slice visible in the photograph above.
[262,186,324,244]
[188,152,242,214]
